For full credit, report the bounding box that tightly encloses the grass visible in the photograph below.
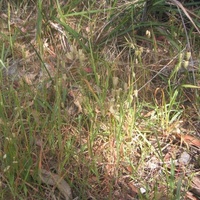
[0,0,200,199]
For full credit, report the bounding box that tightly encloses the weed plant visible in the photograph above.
[0,0,200,199]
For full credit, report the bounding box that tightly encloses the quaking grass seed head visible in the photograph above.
[183,60,189,69]
[186,51,191,61]
[112,76,119,88]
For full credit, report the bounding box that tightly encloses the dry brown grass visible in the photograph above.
[0,0,200,199]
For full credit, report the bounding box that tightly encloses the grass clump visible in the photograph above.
[0,0,200,199]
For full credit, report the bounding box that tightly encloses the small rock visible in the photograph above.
[179,152,190,165]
